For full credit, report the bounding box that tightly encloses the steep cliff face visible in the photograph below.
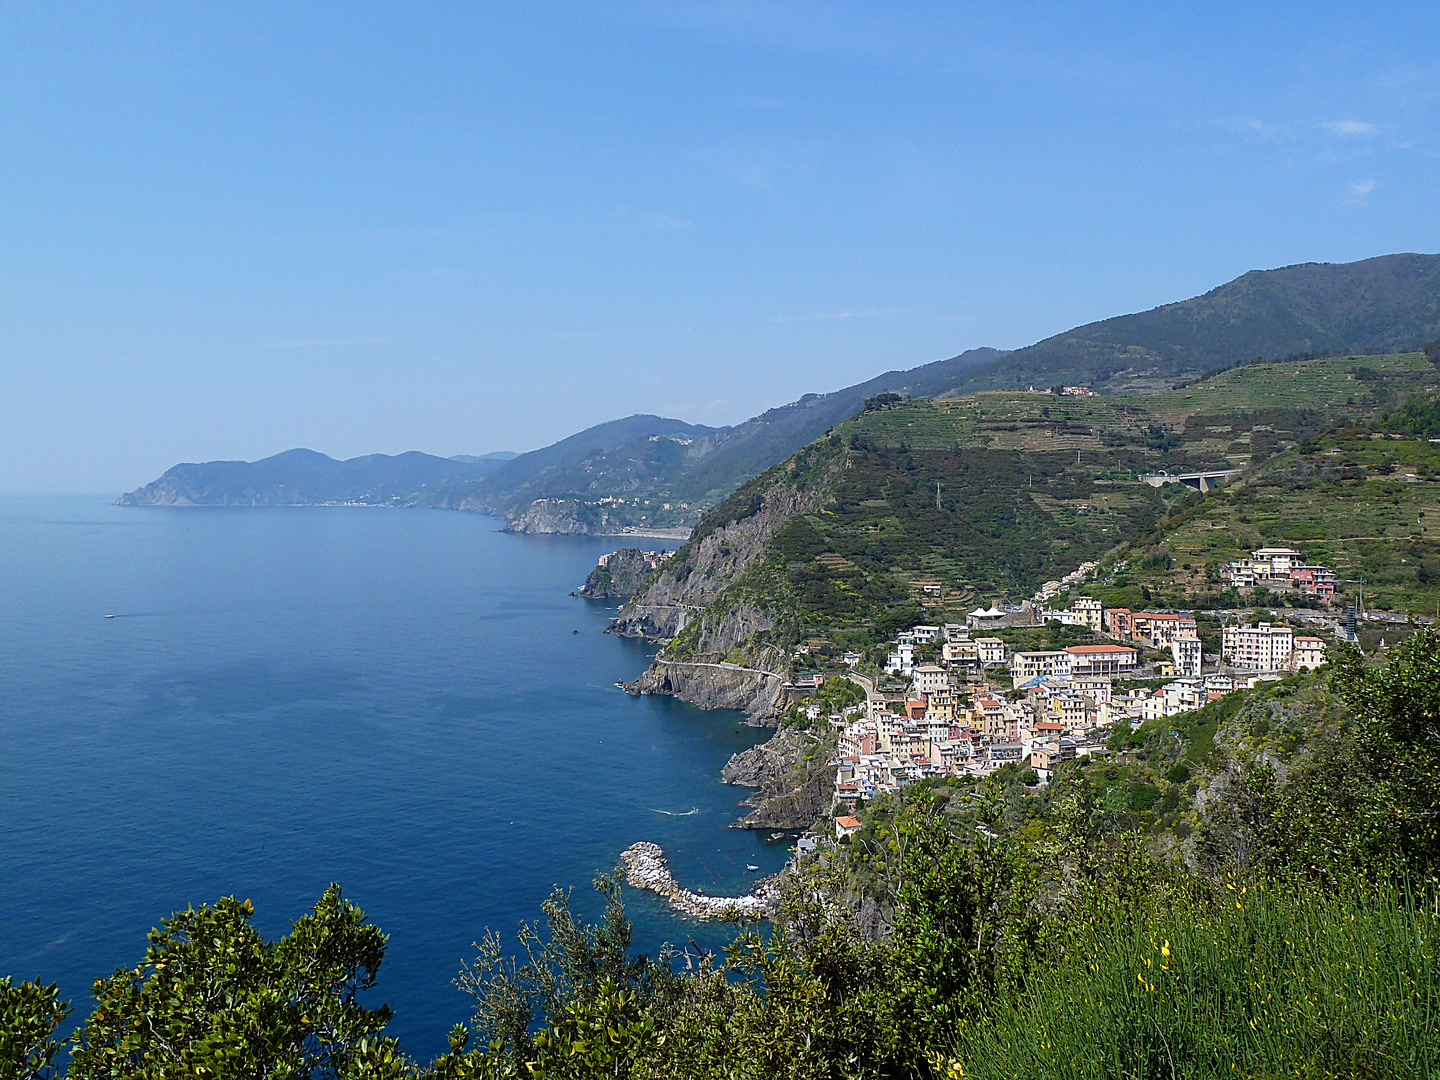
[580,549,659,600]
[721,725,809,787]
[610,473,828,642]
[622,659,792,725]
[734,755,836,831]
[609,442,844,721]
[501,499,605,535]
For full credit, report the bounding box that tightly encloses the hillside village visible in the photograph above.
[819,559,1342,834]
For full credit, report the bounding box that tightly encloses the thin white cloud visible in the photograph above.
[1215,116,1294,143]
[1350,179,1376,196]
[260,337,394,349]
[1326,120,1378,136]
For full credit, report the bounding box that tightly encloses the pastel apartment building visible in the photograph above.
[1222,622,1294,670]
[1065,643,1138,678]
[1292,636,1327,671]
[1129,612,1198,648]
[1226,546,1336,597]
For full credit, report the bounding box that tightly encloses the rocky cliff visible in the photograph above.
[733,755,836,831]
[721,725,810,787]
[622,659,793,725]
[609,445,844,720]
[501,498,607,535]
[611,472,829,642]
[721,724,836,831]
[580,549,657,600]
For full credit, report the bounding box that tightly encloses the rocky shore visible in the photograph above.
[621,658,793,725]
[620,842,780,920]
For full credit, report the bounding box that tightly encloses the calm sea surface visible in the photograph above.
[0,496,785,1059]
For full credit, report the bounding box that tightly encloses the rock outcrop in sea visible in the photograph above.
[720,725,809,787]
[620,842,779,920]
[719,725,837,831]
[580,548,658,600]
[621,658,792,725]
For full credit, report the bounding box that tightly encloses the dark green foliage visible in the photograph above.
[1330,628,1440,877]
[1381,392,1440,436]
[69,887,394,1080]
[972,253,1440,391]
[0,978,69,1080]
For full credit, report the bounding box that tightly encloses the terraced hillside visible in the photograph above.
[616,351,1440,698]
[1091,431,1440,616]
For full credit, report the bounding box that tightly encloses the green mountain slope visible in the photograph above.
[962,252,1440,392]
[116,448,508,506]
[120,253,1440,528]
[617,350,1437,667]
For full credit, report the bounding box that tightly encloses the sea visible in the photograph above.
[0,495,790,1060]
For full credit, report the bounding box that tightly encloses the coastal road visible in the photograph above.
[652,656,787,681]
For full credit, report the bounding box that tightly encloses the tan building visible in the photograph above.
[1292,636,1327,671]
[1071,596,1103,631]
[912,663,949,694]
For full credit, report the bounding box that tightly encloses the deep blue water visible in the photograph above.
[0,496,786,1059]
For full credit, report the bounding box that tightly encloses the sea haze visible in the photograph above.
[0,496,786,1059]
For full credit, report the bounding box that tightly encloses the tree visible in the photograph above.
[1,978,69,1080]
[68,886,396,1079]
[1330,627,1440,878]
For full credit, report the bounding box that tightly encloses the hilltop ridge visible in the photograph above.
[120,253,1440,530]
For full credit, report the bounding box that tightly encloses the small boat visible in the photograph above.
[746,864,759,872]
[105,614,115,619]
[768,833,785,842]
[572,629,579,635]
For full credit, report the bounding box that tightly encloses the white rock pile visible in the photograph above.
[621,841,777,920]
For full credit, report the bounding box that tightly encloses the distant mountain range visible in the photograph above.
[954,251,1440,393]
[120,252,1440,529]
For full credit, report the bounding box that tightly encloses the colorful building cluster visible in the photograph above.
[1225,547,1336,597]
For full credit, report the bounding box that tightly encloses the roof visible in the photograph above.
[1294,635,1325,644]
[1066,644,1137,655]
[969,605,1006,617]
[835,815,862,829]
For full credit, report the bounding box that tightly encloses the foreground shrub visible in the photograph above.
[942,879,1440,1079]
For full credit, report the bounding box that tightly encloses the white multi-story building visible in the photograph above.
[1064,644,1138,678]
[977,638,1007,665]
[1222,622,1294,670]
[885,640,915,676]
[1142,678,1208,720]
[1172,632,1202,678]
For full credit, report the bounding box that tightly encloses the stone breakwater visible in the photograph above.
[620,842,780,920]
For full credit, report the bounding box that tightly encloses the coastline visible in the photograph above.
[621,842,779,920]
[595,527,694,539]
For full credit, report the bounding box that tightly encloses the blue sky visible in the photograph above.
[2,2,1438,492]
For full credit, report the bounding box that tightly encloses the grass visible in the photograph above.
[1136,351,1437,415]
[944,879,1440,1079]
